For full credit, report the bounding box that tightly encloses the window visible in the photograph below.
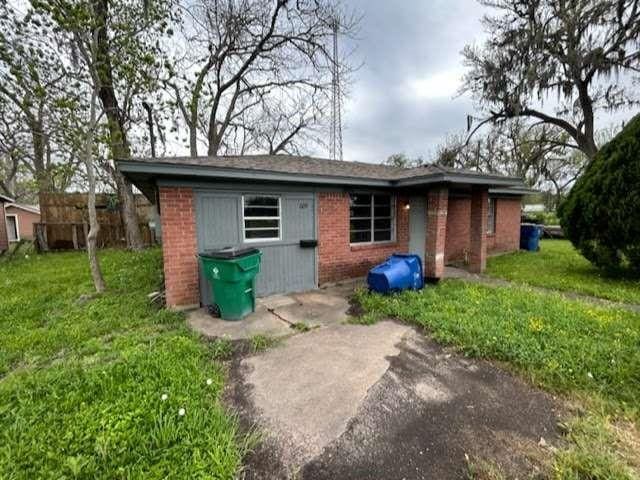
[349,194,394,244]
[487,198,496,234]
[242,195,281,241]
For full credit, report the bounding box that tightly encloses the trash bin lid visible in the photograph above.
[200,246,260,259]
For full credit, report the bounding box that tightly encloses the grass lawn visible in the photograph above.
[356,282,640,479]
[486,240,640,305]
[0,249,245,479]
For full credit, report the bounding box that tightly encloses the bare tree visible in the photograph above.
[462,0,640,159]
[436,119,589,208]
[85,87,106,293]
[165,0,357,157]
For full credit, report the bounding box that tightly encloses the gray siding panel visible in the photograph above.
[195,190,316,305]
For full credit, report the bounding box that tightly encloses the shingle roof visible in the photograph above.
[125,154,513,182]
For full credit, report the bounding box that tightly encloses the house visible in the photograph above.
[0,194,12,253]
[117,155,531,309]
[4,203,41,242]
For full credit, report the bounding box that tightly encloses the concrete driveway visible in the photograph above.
[226,318,561,479]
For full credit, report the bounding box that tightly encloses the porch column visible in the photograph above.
[424,187,448,279]
[469,187,488,273]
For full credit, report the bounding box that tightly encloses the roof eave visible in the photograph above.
[0,193,15,203]
[117,160,392,187]
[117,160,526,190]
[395,172,523,188]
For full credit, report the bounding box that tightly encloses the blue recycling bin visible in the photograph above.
[367,254,424,294]
[520,223,543,251]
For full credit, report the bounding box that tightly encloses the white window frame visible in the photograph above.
[349,193,396,245]
[241,194,281,243]
[487,198,496,235]
[5,213,19,242]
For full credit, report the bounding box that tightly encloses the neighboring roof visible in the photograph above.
[6,203,40,215]
[118,155,525,194]
[489,186,539,196]
[0,193,15,203]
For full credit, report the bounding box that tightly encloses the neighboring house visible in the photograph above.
[118,155,531,309]
[523,204,546,213]
[0,194,13,253]
[4,203,41,242]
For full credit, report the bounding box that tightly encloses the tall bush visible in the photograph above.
[559,114,640,274]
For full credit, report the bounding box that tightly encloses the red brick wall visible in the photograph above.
[490,197,521,253]
[5,206,40,241]
[469,188,488,273]
[0,202,8,252]
[425,188,448,278]
[445,196,522,264]
[318,192,409,284]
[445,196,470,263]
[159,186,199,308]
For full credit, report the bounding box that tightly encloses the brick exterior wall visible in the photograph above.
[0,201,8,252]
[469,188,488,273]
[425,188,448,278]
[4,206,40,241]
[159,186,199,308]
[445,195,521,266]
[318,192,409,284]
[488,197,521,253]
[444,195,471,264]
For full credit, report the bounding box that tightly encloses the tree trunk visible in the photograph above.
[85,88,106,293]
[92,0,143,250]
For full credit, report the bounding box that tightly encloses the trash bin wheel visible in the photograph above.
[207,304,221,318]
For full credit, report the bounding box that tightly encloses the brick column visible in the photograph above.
[469,187,488,273]
[159,186,199,308]
[425,187,448,278]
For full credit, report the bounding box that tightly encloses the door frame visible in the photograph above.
[5,214,19,242]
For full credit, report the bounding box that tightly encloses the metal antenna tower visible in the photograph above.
[330,19,343,161]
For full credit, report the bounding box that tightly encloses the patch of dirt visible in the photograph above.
[346,295,365,317]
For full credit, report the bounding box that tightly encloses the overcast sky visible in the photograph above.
[337,0,635,164]
[338,0,487,164]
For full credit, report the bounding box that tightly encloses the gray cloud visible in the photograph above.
[339,0,487,163]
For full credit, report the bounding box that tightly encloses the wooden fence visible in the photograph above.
[34,222,155,251]
[34,192,157,251]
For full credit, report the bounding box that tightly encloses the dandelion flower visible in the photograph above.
[161,394,168,401]
[206,378,213,386]
[178,408,186,416]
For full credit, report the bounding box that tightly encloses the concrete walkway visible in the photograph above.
[228,322,561,479]
[187,280,362,340]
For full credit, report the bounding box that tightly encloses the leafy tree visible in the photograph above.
[463,0,640,160]
[559,114,640,274]
[28,0,174,249]
[0,3,81,195]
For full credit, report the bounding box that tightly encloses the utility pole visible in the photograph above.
[330,19,343,161]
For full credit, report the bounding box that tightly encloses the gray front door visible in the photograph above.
[195,190,317,306]
[408,195,427,267]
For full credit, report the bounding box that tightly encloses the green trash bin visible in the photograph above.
[199,247,262,321]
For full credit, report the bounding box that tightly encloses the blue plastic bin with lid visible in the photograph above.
[367,254,424,294]
[520,223,543,251]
